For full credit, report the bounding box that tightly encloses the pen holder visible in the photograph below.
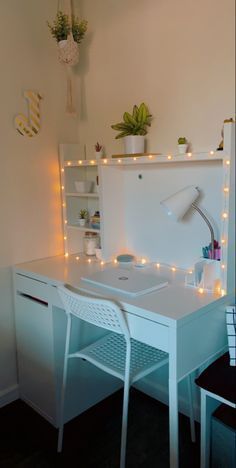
[186,258,221,290]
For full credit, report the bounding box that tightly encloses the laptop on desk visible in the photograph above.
[80,267,168,297]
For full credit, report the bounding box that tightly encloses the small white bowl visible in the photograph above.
[74,181,94,193]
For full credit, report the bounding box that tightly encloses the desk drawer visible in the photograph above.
[14,273,48,304]
[125,312,169,353]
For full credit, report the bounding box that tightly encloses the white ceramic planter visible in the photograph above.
[79,219,86,226]
[95,150,103,160]
[178,144,188,154]
[123,135,145,154]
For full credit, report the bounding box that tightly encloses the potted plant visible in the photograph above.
[111,102,152,154]
[47,11,88,66]
[95,142,104,159]
[47,11,88,115]
[78,208,88,226]
[178,137,188,154]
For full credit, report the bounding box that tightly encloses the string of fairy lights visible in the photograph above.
[60,148,232,297]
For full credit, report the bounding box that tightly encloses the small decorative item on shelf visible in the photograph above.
[111,102,152,155]
[94,176,99,193]
[78,208,89,226]
[83,232,100,256]
[90,211,100,229]
[217,118,234,151]
[202,240,221,260]
[95,142,104,159]
[177,137,188,154]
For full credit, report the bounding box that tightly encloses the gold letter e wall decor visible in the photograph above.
[15,90,42,137]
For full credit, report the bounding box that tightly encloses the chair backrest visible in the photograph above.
[58,285,130,340]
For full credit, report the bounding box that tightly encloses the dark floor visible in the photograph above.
[0,388,200,468]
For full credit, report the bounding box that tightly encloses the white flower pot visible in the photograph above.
[178,144,188,154]
[123,135,145,154]
[79,219,86,226]
[95,150,103,160]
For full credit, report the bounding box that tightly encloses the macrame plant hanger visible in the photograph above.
[58,0,79,116]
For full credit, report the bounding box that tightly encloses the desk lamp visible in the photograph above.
[160,186,215,259]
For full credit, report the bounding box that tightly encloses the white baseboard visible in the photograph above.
[0,384,19,408]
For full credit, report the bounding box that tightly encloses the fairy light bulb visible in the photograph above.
[78,160,82,165]
[156,263,160,268]
[198,288,204,294]
[188,270,193,274]
[225,160,230,165]
[209,150,214,155]
[118,159,122,163]
[171,267,176,272]
[61,185,64,190]
[65,252,69,258]
[114,259,118,264]
[221,238,226,245]
[141,258,146,264]
[148,155,153,159]
[64,220,67,224]
[133,157,137,161]
[61,168,64,172]
[187,152,192,157]
[167,155,172,160]
[62,203,66,208]
[222,212,228,219]
[67,161,71,166]
[88,258,92,264]
[103,159,107,164]
[221,289,226,297]
[100,261,104,266]
[64,236,67,240]
[221,264,225,269]
[223,187,229,193]
[76,256,80,261]
[90,160,95,165]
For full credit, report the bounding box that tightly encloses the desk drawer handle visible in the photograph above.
[17,292,48,307]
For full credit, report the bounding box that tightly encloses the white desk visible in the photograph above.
[13,254,233,468]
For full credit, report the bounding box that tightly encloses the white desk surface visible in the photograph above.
[14,254,226,328]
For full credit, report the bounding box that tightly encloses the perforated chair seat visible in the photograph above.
[69,332,168,383]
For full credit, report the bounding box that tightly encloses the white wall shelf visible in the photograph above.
[59,123,234,294]
[66,193,99,198]
[59,145,100,256]
[67,224,100,233]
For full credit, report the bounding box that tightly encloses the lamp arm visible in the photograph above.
[192,203,215,258]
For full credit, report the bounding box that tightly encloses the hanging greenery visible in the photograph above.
[47,11,88,44]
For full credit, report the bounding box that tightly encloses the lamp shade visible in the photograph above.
[160,186,199,221]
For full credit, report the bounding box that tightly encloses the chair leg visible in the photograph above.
[120,380,130,468]
[57,315,72,452]
[187,374,196,443]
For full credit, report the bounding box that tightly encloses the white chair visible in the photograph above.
[57,285,195,467]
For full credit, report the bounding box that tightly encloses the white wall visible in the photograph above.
[77,0,235,155]
[0,0,79,404]
[0,0,235,406]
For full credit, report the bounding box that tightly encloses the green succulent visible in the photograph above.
[178,137,187,145]
[111,103,152,139]
[47,11,88,44]
[79,209,88,219]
